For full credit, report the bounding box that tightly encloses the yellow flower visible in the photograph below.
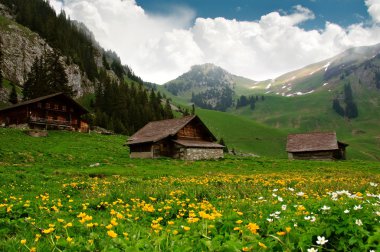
[67,237,73,243]
[246,223,259,234]
[116,213,124,219]
[258,242,267,249]
[30,247,37,252]
[57,218,65,223]
[173,230,179,235]
[20,239,27,245]
[182,226,190,231]
[87,223,94,228]
[237,211,243,216]
[110,218,118,226]
[55,235,61,240]
[88,239,94,245]
[106,224,113,230]
[42,228,54,234]
[107,230,118,238]
[236,220,243,224]
[277,231,286,236]
[123,232,129,240]
[234,227,240,231]
[35,234,41,242]
[286,227,291,233]
[242,247,250,251]
[64,222,73,228]
[168,221,175,225]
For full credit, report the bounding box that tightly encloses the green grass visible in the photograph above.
[232,88,380,160]
[196,109,287,158]
[0,128,380,251]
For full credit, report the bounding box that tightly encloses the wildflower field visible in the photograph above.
[0,129,380,251]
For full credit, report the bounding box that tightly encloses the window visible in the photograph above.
[54,104,59,110]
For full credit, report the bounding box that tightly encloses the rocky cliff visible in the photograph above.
[0,4,94,99]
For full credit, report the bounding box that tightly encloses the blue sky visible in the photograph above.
[137,0,370,29]
[52,0,380,83]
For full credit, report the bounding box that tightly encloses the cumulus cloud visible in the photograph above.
[366,0,380,23]
[50,0,380,83]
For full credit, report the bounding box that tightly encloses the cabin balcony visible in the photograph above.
[28,117,75,129]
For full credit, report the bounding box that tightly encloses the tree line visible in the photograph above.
[235,95,265,110]
[332,83,358,119]
[1,0,143,84]
[191,87,234,112]
[92,70,173,134]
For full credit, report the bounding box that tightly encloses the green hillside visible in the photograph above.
[196,109,287,158]
[234,88,380,160]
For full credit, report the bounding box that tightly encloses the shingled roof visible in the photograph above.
[286,132,346,152]
[127,115,217,145]
[0,92,88,114]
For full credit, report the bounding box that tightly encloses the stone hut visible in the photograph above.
[126,115,224,160]
[286,132,348,160]
[0,92,89,132]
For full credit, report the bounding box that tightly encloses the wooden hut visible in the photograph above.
[286,132,348,160]
[0,92,89,132]
[126,115,224,160]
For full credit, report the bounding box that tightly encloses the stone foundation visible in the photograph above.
[183,148,223,161]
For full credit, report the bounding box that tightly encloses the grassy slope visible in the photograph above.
[196,109,288,158]
[0,128,378,177]
[234,88,380,160]
[155,81,380,160]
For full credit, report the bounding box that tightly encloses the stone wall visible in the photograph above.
[183,148,223,161]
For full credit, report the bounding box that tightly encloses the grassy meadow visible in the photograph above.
[233,89,380,161]
[0,128,380,251]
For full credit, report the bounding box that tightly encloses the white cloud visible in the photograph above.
[50,0,380,83]
[366,0,380,23]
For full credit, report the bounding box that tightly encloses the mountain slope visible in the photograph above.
[164,63,257,111]
[258,43,380,96]
[162,44,380,160]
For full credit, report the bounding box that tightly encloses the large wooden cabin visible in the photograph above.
[286,132,348,160]
[126,115,224,160]
[0,93,89,132]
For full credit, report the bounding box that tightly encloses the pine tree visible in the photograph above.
[165,99,174,119]
[249,96,255,110]
[9,83,18,104]
[332,98,345,117]
[191,104,195,115]
[45,51,73,96]
[218,138,229,153]
[23,51,73,100]
[345,101,358,119]
[102,54,110,70]
[343,83,358,119]
[0,37,3,89]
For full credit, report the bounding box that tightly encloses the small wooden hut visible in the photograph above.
[286,132,348,160]
[126,115,224,160]
[0,92,89,132]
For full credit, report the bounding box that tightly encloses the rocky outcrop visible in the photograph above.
[0,14,92,98]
